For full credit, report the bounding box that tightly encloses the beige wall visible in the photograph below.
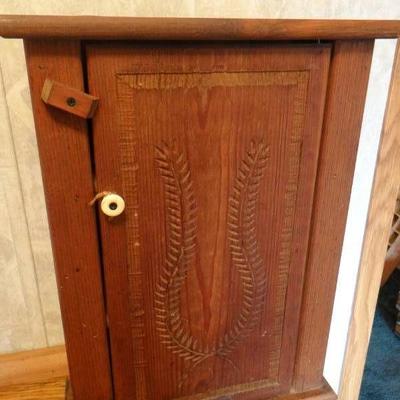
[0,0,399,358]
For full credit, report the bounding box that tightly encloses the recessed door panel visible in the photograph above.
[87,43,330,399]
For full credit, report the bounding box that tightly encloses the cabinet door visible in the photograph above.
[87,43,330,400]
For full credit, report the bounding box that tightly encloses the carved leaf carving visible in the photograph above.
[220,141,269,356]
[154,142,206,363]
[154,140,269,370]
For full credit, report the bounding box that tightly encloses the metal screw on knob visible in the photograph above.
[109,202,118,210]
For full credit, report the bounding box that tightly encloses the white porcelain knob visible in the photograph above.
[100,193,125,217]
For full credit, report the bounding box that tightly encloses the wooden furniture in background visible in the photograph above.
[0,346,68,387]
[381,188,400,286]
[0,377,67,400]
[1,16,398,400]
[338,39,400,400]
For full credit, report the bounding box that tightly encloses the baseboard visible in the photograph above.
[0,345,68,387]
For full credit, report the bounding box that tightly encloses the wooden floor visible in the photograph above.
[0,377,67,400]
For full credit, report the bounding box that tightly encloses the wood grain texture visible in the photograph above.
[1,15,400,40]
[0,378,335,400]
[293,40,374,392]
[338,39,400,400]
[41,78,99,119]
[381,235,400,286]
[381,189,400,286]
[65,379,73,400]
[0,345,67,387]
[0,378,67,400]
[23,40,112,400]
[274,381,336,400]
[87,42,330,399]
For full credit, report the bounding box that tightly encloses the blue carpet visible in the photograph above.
[360,271,400,400]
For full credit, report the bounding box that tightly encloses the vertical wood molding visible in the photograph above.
[338,39,400,400]
[293,40,374,391]
[23,39,112,400]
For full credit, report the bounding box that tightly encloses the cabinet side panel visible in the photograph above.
[293,40,374,391]
[23,39,113,400]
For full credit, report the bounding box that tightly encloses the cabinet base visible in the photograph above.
[275,382,336,400]
[64,380,335,400]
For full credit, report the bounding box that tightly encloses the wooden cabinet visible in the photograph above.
[2,15,398,400]
[88,43,330,400]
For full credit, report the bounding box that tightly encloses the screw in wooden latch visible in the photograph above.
[66,97,77,107]
[41,78,99,118]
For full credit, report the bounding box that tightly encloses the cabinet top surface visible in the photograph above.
[0,15,400,40]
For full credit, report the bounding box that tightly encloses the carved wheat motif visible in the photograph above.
[220,141,269,356]
[154,140,269,369]
[154,142,207,363]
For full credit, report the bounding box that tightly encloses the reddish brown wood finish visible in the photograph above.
[273,380,336,400]
[1,15,400,40]
[23,40,113,400]
[87,42,331,400]
[41,78,99,119]
[21,34,375,400]
[293,40,374,391]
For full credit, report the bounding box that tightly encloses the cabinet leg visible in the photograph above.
[65,378,73,400]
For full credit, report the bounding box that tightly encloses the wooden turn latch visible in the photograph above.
[41,78,99,119]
